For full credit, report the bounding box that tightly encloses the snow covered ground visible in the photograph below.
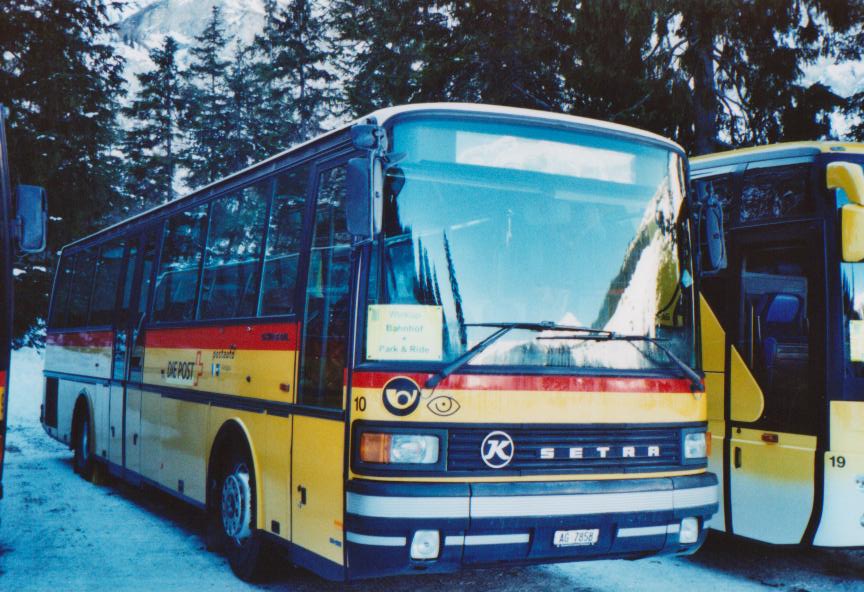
[1,349,862,591]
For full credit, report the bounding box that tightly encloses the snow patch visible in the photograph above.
[8,347,45,427]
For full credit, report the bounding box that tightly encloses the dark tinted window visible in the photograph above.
[740,165,811,223]
[299,165,351,409]
[260,166,310,316]
[66,249,98,327]
[153,205,207,322]
[88,241,126,326]
[49,253,76,328]
[200,183,269,319]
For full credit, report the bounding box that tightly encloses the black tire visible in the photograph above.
[214,446,268,581]
[73,409,95,480]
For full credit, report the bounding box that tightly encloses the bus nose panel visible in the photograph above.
[344,474,719,579]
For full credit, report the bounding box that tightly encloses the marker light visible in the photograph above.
[359,433,439,464]
[679,517,700,544]
[684,432,707,459]
[410,530,440,560]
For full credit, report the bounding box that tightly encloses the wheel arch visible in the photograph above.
[70,389,94,450]
[206,418,264,528]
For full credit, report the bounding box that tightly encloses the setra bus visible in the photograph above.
[0,104,46,508]
[42,104,718,581]
[692,142,864,547]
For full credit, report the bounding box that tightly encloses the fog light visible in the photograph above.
[410,530,440,560]
[679,517,699,544]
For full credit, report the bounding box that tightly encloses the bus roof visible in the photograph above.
[691,141,864,170]
[63,103,683,251]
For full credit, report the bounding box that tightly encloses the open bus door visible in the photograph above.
[0,104,47,504]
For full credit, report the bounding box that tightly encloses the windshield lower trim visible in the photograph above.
[355,361,696,381]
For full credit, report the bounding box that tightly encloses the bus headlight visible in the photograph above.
[684,432,707,459]
[359,432,439,464]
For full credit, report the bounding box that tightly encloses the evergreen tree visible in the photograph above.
[333,0,451,116]
[122,36,182,212]
[561,1,694,144]
[249,0,288,153]
[0,0,124,345]
[180,6,235,189]
[225,42,264,172]
[674,0,860,153]
[445,0,567,109]
[254,0,335,144]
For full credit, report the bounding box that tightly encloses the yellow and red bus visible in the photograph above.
[0,103,46,508]
[42,104,718,581]
[692,142,864,547]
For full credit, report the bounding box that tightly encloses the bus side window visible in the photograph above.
[299,165,350,409]
[66,248,98,328]
[260,165,311,316]
[130,233,158,383]
[153,205,208,323]
[88,240,126,327]
[49,253,76,329]
[199,182,269,320]
[740,165,811,223]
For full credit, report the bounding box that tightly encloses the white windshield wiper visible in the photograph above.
[424,322,613,388]
[539,332,703,389]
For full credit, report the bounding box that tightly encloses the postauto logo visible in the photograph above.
[382,377,422,416]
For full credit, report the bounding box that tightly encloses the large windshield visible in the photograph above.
[365,116,695,373]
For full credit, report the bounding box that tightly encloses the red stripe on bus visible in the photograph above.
[351,371,694,393]
[145,323,300,351]
[46,331,114,348]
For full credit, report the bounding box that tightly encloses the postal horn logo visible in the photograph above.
[382,377,421,416]
[481,430,515,469]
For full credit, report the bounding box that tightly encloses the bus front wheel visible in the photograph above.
[215,447,268,581]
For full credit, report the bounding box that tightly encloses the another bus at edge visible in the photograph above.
[692,142,864,547]
[0,104,46,516]
[41,104,719,581]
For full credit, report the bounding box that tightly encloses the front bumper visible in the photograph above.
[345,473,719,579]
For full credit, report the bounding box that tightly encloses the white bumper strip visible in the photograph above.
[470,486,717,518]
[345,532,407,547]
[445,534,530,546]
[617,525,670,538]
[347,486,717,519]
[346,492,470,519]
[673,486,719,508]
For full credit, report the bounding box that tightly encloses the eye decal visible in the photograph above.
[427,396,460,417]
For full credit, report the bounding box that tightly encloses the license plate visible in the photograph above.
[553,528,599,547]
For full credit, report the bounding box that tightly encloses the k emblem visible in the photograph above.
[481,431,515,468]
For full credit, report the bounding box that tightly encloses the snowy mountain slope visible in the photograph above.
[113,0,277,98]
[117,0,270,50]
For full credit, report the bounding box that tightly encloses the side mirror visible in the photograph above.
[346,157,372,240]
[703,198,727,271]
[14,184,47,253]
[829,161,864,262]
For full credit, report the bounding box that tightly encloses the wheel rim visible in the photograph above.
[79,420,90,465]
[221,463,252,544]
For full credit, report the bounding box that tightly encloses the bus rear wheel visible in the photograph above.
[73,410,95,480]
[215,448,268,581]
